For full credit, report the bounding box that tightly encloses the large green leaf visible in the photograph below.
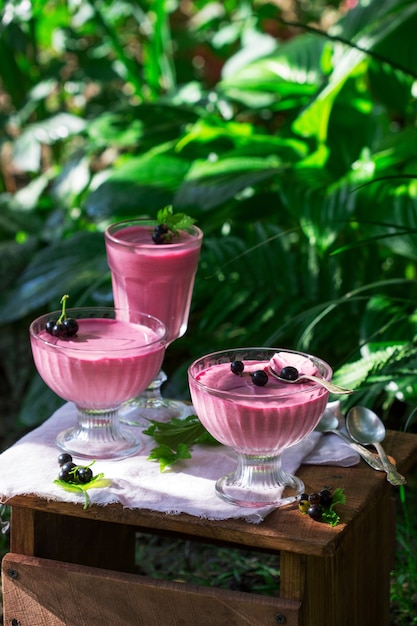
[177,117,308,161]
[12,113,87,172]
[280,177,357,253]
[175,169,279,211]
[18,374,64,428]
[359,295,417,353]
[293,0,417,141]
[85,153,191,219]
[0,237,39,292]
[220,33,324,90]
[0,232,109,323]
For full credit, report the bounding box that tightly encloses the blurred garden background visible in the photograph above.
[1,0,417,622]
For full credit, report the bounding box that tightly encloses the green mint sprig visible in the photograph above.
[143,414,219,471]
[147,443,192,472]
[156,206,196,237]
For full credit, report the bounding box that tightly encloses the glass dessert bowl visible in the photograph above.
[188,347,332,508]
[105,217,203,424]
[30,307,167,459]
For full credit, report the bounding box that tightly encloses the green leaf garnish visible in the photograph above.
[156,205,196,237]
[147,443,192,471]
[54,465,112,509]
[143,414,219,471]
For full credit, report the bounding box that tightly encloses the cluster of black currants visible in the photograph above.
[230,360,269,387]
[298,489,333,521]
[57,453,94,484]
[45,294,79,338]
[152,223,171,244]
[46,317,78,338]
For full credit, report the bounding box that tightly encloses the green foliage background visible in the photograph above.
[1,2,417,621]
[2,0,417,437]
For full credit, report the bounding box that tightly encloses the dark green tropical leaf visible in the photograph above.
[19,374,64,427]
[0,232,108,322]
[85,154,191,219]
[293,1,417,141]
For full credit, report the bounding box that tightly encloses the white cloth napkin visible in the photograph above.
[0,401,358,523]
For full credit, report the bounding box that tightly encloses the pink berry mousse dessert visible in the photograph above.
[105,221,203,345]
[30,307,167,459]
[105,215,203,423]
[188,348,332,507]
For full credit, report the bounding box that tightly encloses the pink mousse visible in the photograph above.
[31,318,165,409]
[189,352,330,455]
[105,225,202,343]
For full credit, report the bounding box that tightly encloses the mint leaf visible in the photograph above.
[321,508,340,527]
[148,443,192,471]
[143,414,219,449]
[144,414,220,470]
[156,205,196,237]
[331,487,346,507]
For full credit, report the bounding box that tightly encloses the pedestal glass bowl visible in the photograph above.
[105,218,203,424]
[30,307,167,459]
[188,347,332,508]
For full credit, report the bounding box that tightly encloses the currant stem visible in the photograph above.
[57,294,70,323]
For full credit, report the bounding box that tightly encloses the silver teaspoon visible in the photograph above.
[315,411,384,471]
[268,367,354,395]
[346,406,406,486]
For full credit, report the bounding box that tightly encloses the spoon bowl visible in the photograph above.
[346,406,386,443]
[315,411,340,433]
[346,406,406,486]
[315,410,384,471]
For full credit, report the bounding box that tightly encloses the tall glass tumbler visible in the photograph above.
[105,218,203,424]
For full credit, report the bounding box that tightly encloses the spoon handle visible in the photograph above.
[332,431,385,471]
[304,375,355,395]
[374,442,407,486]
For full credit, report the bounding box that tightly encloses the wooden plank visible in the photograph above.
[5,430,417,559]
[11,507,136,572]
[10,506,35,555]
[2,553,301,626]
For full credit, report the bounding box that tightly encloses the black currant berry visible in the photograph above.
[59,462,76,482]
[252,370,268,386]
[279,366,299,381]
[152,223,169,244]
[46,319,57,335]
[319,489,333,507]
[51,322,67,337]
[308,493,321,505]
[231,361,244,375]
[58,453,73,466]
[76,466,93,484]
[308,505,323,521]
[63,317,79,337]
